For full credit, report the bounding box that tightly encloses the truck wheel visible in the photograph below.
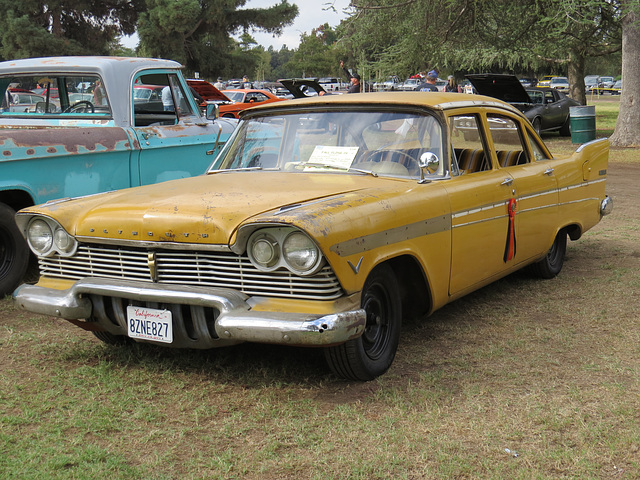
[324,264,402,381]
[0,203,30,296]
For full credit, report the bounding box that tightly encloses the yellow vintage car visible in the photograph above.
[13,92,612,381]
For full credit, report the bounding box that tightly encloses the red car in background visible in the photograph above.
[219,88,284,118]
[187,79,285,118]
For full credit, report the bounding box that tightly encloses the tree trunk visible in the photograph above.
[610,1,640,147]
[567,50,586,105]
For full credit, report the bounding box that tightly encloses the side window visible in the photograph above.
[527,132,551,162]
[450,114,489,175]
[0,74,110,117]
[545,91,555,104]
[487,115,529,168]
[133,73,196,126]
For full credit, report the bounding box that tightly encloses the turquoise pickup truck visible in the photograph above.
[0,56,237,295]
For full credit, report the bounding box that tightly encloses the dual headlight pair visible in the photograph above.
[26,217,78,257]
[24,217,324,276]
[247,227,324,276]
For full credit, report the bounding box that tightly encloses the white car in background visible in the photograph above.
[549,76,570,93]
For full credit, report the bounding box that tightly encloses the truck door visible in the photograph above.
[130,72,221,186]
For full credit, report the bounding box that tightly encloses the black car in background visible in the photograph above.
[466,74,580,136]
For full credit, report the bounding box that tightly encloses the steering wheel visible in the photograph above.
[366,149,420,174]
[63,101,95,113]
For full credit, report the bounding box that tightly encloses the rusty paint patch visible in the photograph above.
[26,149,35,155]
[0,127,130,154]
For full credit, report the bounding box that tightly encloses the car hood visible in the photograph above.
[465,74,532,104]
[279,79,327,98]
[26,172,396,246]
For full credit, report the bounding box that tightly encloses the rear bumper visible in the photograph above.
[13,278,366,348]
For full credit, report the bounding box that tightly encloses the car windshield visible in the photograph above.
[223,91,245,103]
[209,109,445,179]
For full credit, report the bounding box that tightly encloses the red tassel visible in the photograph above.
[504,198,517,262]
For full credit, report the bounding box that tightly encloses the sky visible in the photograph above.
[121,1,352,50]
[242,0,352,50]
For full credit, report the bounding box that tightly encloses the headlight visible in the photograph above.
[283,231,320,274]
[27,219,53,255]
[53,228,76,255]
[246,227,324,275]
[248,232,280,269]
[26,217,77,257]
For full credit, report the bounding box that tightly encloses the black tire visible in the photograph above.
[324,264,402,381]
[529,230,567,279]
[93,330,133,345]
[559,116,571,136]
[532,117,542,135]
[0,203,30,296]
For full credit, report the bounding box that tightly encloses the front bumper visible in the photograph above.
[13,278,366,348]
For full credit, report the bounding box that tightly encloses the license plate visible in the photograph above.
[126,306,173,343]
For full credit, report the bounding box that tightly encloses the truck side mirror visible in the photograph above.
[205,103,219,120]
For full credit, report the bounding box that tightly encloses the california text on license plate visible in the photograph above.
[126,306,173,343]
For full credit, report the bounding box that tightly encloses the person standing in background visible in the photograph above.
[340,61,361,93]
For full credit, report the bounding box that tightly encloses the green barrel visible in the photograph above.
[569,105,596,144]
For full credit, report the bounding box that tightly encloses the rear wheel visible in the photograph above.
[532,117,542,135]
[0,203,30,296]
[559,116,571,136]
[529,230,567,279]
[324,264,402,381]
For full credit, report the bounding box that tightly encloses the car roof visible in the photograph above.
[244,91,523,117]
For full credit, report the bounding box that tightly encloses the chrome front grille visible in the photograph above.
[39,244,343,300]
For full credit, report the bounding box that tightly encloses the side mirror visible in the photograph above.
[205,102,219,120]
[419,152,440,183]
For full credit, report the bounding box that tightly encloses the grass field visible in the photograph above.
[1,98,638,479]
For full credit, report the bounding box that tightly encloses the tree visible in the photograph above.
[289,24,340,78]
[137,0,298,78]
[610,0,640,147]
[341,0,623,98]
[0,0,142,59]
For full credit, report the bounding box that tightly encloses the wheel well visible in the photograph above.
[565,223,582,241]
[0,189,34,212]
[384,255,432,320]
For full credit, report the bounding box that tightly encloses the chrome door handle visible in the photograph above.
[544,168,554,176]
[501,177,513,186]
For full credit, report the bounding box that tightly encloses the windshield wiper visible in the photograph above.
[302,163,378,177]
[209,167,280,173]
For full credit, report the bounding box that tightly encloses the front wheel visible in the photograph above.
[0,203,30,296]
[529,230,567,279]
[324,264,402,381]
[559,116,571,136]
[93,330,133,345]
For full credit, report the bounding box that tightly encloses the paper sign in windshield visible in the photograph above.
[308,145,359,169]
